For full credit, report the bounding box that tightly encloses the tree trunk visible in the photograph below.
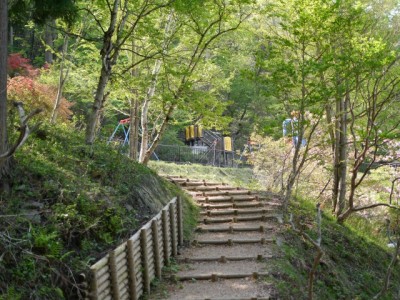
[129,99,139,160]
[139,12,174,163]
[86,66,111,144]
[44,20,55,64]
[337,91,349,215]
[332,90,341,211]
[0,0,10,192]
[141,104,175,165]
[9,24,13,51]
[129,41,140,161]
[139,60,162,162]
[85,0,120,144]
[50,35,69,123]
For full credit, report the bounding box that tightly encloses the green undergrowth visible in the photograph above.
[273,197,400,299]
[0,123,198,300]
[149,161,260,190]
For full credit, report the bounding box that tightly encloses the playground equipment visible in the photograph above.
[108,119,235,166]
[108,118,131,147]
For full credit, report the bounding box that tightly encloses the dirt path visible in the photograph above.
[150,176,282,300]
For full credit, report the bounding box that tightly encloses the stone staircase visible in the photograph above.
[150,176,282,300]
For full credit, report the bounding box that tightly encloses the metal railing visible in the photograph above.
[152,144,237,167]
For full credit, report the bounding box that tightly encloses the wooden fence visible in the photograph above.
[88,197,183,300]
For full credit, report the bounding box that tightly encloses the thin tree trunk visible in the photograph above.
[129,40,140,160]
[139,59,162,162]
[50,35,69,123]
[141,104,175,165]
[373,236,400,299]
[337,91,349,215]
[129,99,139,160]
[325,104,335,153]
[0,0,10,192]
[332,91,341,211]
[85,0,120,144]
[139,11,174,163]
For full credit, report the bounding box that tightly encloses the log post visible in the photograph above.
[177,196,184,247]
[162,209,170,265]
[152,219,162,279]
[109,250,120,300]
[127,239,138,300]
[89,267,99,300]
[169,202,177,256]
[140,229,150,294]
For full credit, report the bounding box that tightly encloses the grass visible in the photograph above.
[273,196,400,299]
[149,160,261,190]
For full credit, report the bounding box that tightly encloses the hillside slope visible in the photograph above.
[0,124,198,299]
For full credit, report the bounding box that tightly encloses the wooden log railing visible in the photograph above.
[87,197,183,300]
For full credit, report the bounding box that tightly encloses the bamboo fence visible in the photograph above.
[87,196,183,300]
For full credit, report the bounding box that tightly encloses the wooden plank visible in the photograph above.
[115,259,127,274]
[136,283,143,299]
[97,290,112,300]
[89,267,99,300]
[116,265,128,279]
[118,284,129,300]
[96,277,111,295]
[97,272,111,289]
[91,256,109,271]
[114,242,127,256]
[94,265,109,279]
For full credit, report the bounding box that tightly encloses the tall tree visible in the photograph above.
[138,0,252,164]
[84,0,170,145]
[0,0,9,191]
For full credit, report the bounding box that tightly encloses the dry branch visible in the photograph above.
[289,203,323,300]
[0,102,42,162]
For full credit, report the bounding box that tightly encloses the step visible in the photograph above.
[173,260,267,280]
[192,238,274,246]
[176,254,271,263]
[200,208,275,217]
[169,178,190,183]
[180,181,225,187]
[173,272,270,281]
[184,186,240,192]
[194,231,272,241]
[196,225,274,233]
[179,244,274,258]
[196,196,258,203]
[200,202,264,210]
[158,279,271,300]
[201,215,279,224]
[199,190,253,197]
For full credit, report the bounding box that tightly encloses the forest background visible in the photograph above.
[1,0,400,299]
